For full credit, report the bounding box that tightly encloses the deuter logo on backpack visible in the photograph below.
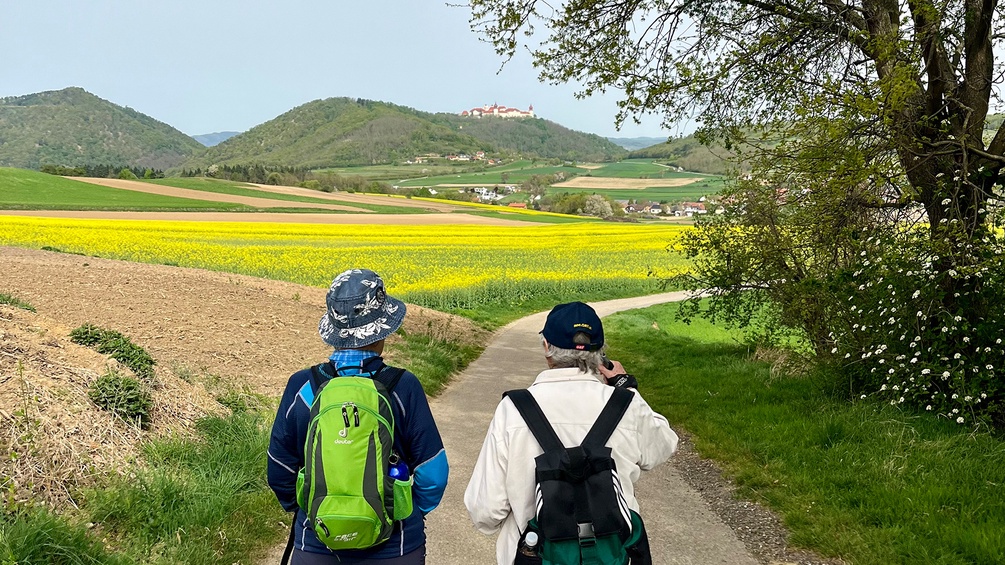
[296,364,413,550]
[505,388,646,565]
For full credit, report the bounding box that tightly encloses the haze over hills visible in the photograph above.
[608,136,669,151]
[628,135,738,175]
[182,97,626,170]
[192,131,241,147]
[0,88,204,170]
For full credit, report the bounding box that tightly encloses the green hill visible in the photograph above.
[640,115,1005,175]
[183,97,626,170]
[0,88,204,170]
[627,134,742,175]
[433,114,626,162]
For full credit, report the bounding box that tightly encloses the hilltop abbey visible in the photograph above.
[459,103,534,119]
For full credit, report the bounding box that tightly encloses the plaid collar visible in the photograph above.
[328,349,379,376]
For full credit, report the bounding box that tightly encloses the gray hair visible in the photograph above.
[544,331,606,374]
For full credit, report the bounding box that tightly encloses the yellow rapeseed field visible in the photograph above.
[0,216,689,311]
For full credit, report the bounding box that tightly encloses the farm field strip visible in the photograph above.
[552,176,698,189]
[0,216,689,312]
[396,163,588,187]
[0,211,534,225]
[244,184,467,213]
[144,177,460,214]
[75,177,368,212]
[0,167,251,211]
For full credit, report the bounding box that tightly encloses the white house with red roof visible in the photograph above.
[460,103,535,119]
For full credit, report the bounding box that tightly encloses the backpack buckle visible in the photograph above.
[577,522,596,545]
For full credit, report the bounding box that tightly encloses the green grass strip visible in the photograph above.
[0,508,128,565]
[603,303,1005,565]
[0,292,35,312]
[84,412,287,564]
[0,168,252,211]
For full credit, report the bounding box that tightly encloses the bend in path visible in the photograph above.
[425,292,761,565]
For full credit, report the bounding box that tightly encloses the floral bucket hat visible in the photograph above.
[318,269,407,349]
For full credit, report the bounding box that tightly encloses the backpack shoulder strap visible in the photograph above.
[299,363,333,407]
[374,364,406,393]
[503,389,564,452]
[582,387,634,448]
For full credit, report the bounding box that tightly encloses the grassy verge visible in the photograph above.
[603,302,1005,565]
[0,509,129,565]
[0,411,287,565]
[390,330,484,395]
[86,413,287,564]
[0,319,477,564]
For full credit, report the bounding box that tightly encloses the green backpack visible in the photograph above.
[295,363,413,550]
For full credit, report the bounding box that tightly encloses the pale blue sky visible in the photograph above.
[1,0,682,139]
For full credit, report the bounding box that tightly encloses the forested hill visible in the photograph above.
[0,87,203,170]
[183,97,626,170]
[432,113,626,162]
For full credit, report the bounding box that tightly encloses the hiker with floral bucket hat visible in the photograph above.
[268,269,449,564]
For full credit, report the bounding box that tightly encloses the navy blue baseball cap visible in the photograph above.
[541,301,604,351]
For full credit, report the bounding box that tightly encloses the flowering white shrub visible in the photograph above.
[829,228,1005,426]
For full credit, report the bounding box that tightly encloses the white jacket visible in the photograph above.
[464,368,679,565]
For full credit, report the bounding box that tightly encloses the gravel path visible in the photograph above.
[425,294,763,565]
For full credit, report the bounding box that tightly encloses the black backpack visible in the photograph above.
[504,388,646,565]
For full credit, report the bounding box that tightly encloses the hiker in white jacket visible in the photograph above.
[464,301,679,565]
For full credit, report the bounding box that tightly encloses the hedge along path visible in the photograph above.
[423,293,760,565]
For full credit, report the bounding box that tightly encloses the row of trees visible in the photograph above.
[470,0,1005,426]
[40,164,165,179]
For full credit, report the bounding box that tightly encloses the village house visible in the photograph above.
[674,202,707,217]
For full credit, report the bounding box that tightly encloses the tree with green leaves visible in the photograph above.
[469,0,1005,425]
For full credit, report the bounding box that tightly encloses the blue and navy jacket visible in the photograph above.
[267,354,449,560]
